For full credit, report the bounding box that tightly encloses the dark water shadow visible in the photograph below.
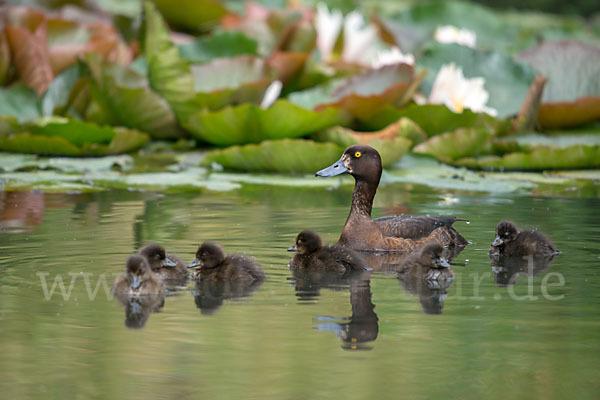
[114,292,165,330]
[490,253,557,287]
[193,279,264,316]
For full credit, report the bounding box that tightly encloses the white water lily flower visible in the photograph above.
[260,80,283,109]
[315,3,343,63]
[434,25,476,48]
[429,63,497,116]
[372,47,415,68]
[341,11,378,64]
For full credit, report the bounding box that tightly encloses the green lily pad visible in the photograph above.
[361,104,501,136]
[203,139,344,172]
[0,85,41,122]
[86,55,183,139]
[152,0,228,33]
[455,145,600,170]
[413,127,493,161]
[183,99,341,146]
[516,40,600,129]
[418,42,537,118]
[41,63,83,117]
[179,31,259,63]
[0,132,83,156]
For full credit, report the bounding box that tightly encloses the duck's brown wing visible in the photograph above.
[374,215,469,246]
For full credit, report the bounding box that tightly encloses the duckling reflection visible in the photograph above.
[315,279,379,350]
[490,254,557,287]
[193,279,264,315]
[138,243,188,286]
[113,255,165,329]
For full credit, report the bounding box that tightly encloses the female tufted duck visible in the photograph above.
[288,230,367,273]
[188,242,266,283]
[138,244,188,284]
[490,220,560,258]
[316,145,468,251]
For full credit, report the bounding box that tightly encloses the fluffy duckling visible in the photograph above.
[113,255,166,301]
[490,221,559,258]
[139,243,188,283]
[188,242,266,283]
[396,241,454,281]
[288,230,367,273]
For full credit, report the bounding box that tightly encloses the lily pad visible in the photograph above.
[203,139,344,172]
[516,40,600,129]
[413,127,493,161]
[152,0,228,33]
[418,42,537,118]
[40,63,84,117]
[455,145,600,170]
[361,104,501,136]
[0,85,41,122]
[86,55,183,139]
[183,99,341,146]
[178,31,259,63]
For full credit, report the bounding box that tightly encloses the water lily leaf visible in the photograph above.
[362,104,501,137]
[413,127,492,161]
[0,85,42,122]
[418,42,537,118]
[178,31,258,63]
[26,117,115,147]
[267,51,309,84]
[107,127,150,154]
[143,1,197,120]
[40,63,84,116]
[86,55,182,139]
[516,41,600,129]
[313,118,422,166]
[455,145,600,170]
[184,99,341,146]
[0,132,82,156]
[0,30,11,86]
[0,115,20,134]
[152,0,228,33]
[4,7,54,95]
[203,139,344,172]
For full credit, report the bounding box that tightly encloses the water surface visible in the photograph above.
[1,183,599,399]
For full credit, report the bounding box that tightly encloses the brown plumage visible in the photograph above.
[138,243,188,284]
[189,242,266,283]
[288,230,367,273]
[396,241,454,282]
[315,144,468,251]
[112,255,166,303]
[490,221,559,258]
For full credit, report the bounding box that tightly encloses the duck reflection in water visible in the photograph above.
[112,255,165,329]
[490,254,557,287]
[189,242,266,314]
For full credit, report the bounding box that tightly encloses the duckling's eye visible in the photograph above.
[354,151,361,158]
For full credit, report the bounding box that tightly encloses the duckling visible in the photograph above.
[490,221,559,258]
[288,230,367,273]
[316,144,468,251]
[138,243,188,284]
[112,255,166,301]
[188,242,266,283]
[396,241,454,282]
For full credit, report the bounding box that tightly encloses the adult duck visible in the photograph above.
[316,144,468,252]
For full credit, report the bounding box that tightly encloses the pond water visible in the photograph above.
[1,182,599,400]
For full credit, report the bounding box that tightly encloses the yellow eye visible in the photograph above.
[354,151,361,158]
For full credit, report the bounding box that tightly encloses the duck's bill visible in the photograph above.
[163,257,177,267]
[130,276,141,290]
[492,236,503,246]
[187,259,200,268]
[439,257,451,268]
[315,157,347,177]
[287,245,297,252]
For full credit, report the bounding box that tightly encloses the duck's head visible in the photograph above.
[188,242,226,269]
[419,242,450,269]
[316,145,382,184]
[139,244,177,270]
[126,255,152,291]
[493,221,518,247]
[288,230,322,255]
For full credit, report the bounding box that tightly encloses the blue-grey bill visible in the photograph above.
[439,257,451,268]
[492,236,502,246]
[131,276,141,289]
[163,257,177,267]
[287,245,297,252]
[187,259,200,268]
[315,157,347,177]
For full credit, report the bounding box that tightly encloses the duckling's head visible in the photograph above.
[493,221,519,247]
[139,244,176,270]
[316,145,382,184]
[419,241,450,269]
[126,255,151,290]
[288,230,323,255]
[189,242,226,269]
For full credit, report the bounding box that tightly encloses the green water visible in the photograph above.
[1,183,599,400]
